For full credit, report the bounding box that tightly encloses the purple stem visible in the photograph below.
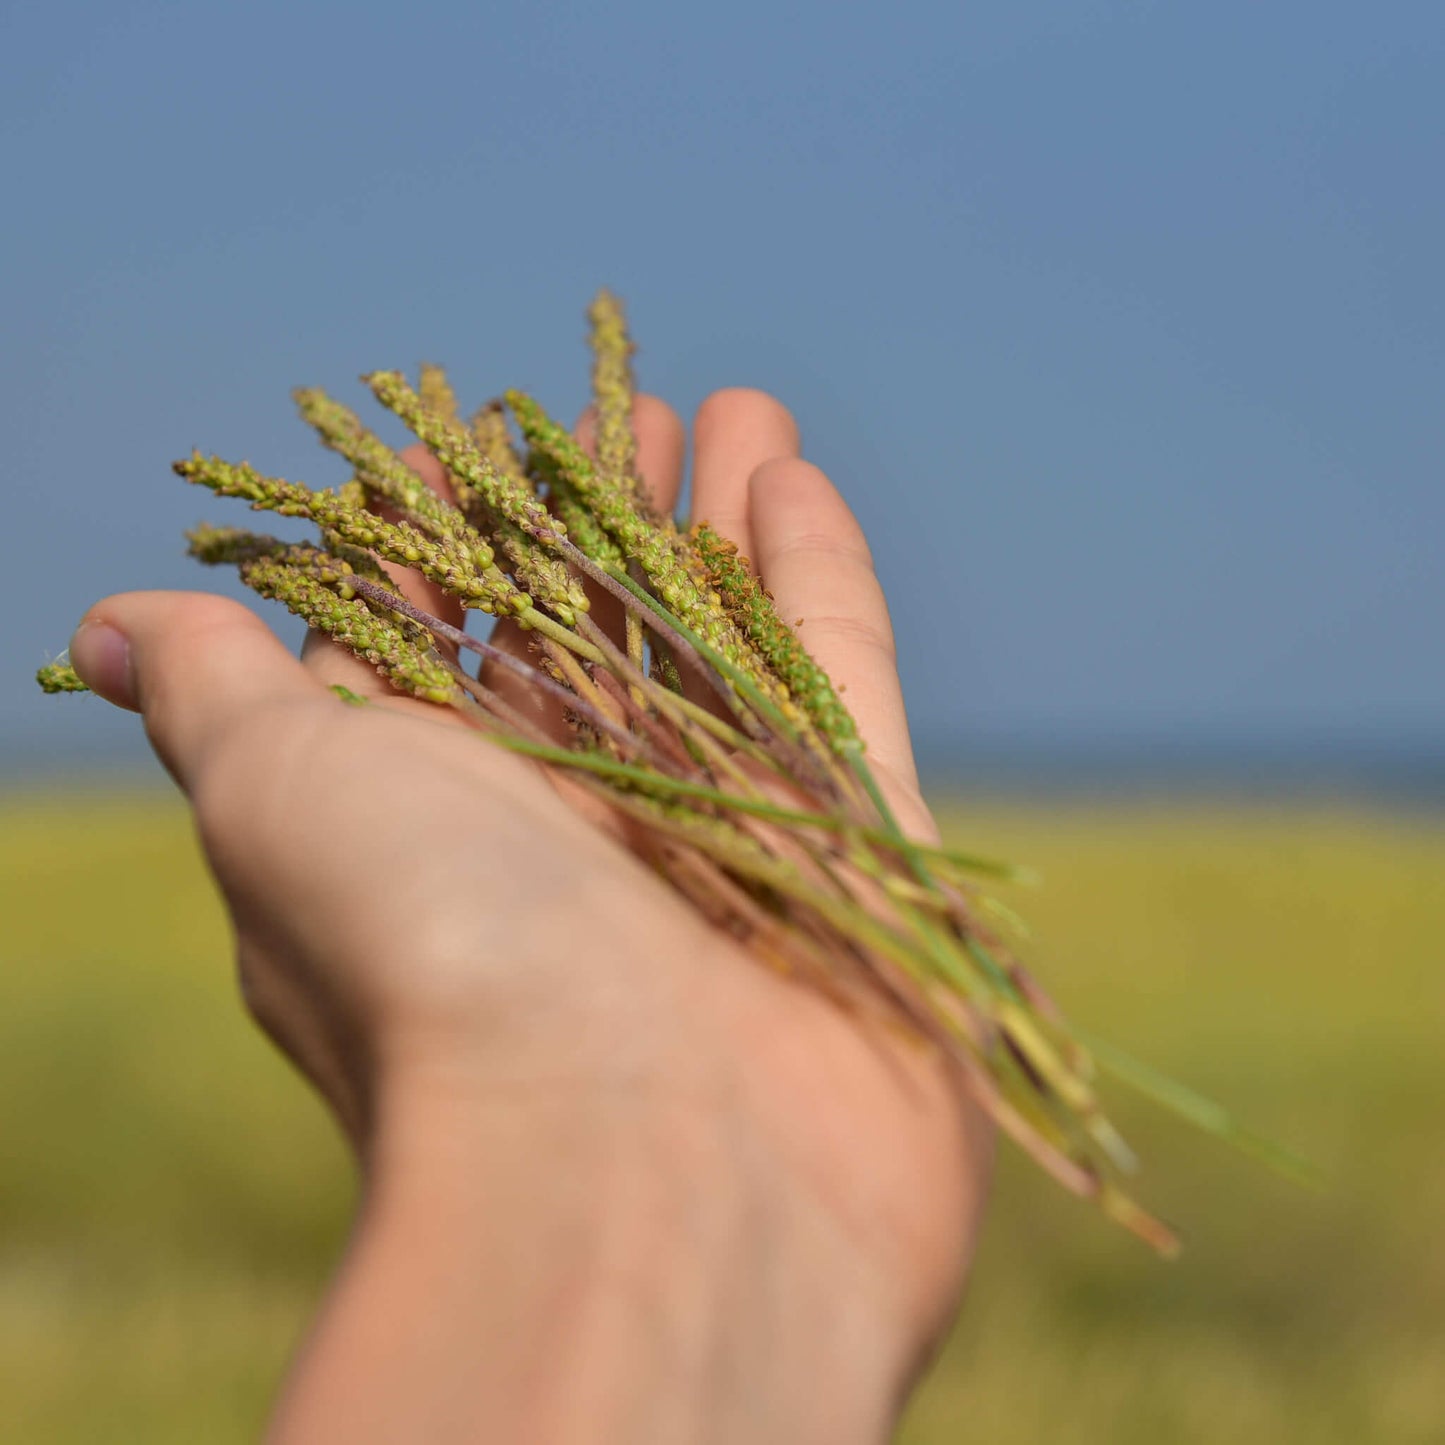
[554,538,740,712]
[591,666,701,774]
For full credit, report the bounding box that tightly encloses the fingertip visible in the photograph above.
[633,393,684,447]
[693,388,800,452]
[689,389,801,553]
[70,591,322,791]
[69,616,136,710]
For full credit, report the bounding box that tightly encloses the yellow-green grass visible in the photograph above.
[1,789,1441,1442]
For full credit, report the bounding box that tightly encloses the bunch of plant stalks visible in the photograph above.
[38,292,1299,1253]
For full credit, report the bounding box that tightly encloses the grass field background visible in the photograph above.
[1,787,1440,1442]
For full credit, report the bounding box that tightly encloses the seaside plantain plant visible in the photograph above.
[37,291,1304,1252]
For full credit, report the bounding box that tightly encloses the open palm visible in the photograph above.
[73,387,991,1437]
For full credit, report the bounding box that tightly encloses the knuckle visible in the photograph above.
[137,667,187,752]
[188,739,254,862]
[750,455,826,491]
[633,392,683,435]
[798,609,898,663]
[235,955,277,1033]
[766,526,875,572]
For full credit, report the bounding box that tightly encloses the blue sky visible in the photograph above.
[3,1,1441,777]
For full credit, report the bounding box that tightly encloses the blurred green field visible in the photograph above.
[1,789,1441,1442]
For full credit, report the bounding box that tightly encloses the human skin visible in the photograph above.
[68,388,993,1443]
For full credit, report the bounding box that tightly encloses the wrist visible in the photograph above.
[272,1065,914,1444]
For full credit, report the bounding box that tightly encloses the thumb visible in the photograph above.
[70,591,324,791]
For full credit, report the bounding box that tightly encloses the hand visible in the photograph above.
[70,388,992,1444]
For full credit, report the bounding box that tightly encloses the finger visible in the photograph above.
[302,442,465,697]
[747,458,921,799]
[689,388,800,557]
[69,592,327,793]
[575,393,686,519]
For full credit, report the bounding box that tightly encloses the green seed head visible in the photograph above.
[36,660,88,694]
[241,557,459,704]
